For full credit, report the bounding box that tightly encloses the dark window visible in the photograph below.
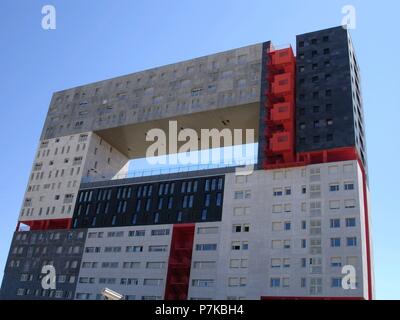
[323,35,329,42]
[300,123,306,130]
[313,106,320,113]
[324,48,330,55]
[326,103,332,112]
[313,136,320,143]
[313,92,319,99]
[313,120,320,128]
[299,108,306,115]
[326,89,332,97]
[312,63,318,70]
[312,50,318,57]
[299,137,306,145]
[324,60,331,67]
[299,41,304,47]
[312,76,319,83]
[327,134,333,141]
[311,38,317,44]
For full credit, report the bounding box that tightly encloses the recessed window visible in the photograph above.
[330,238,341,247]
[327,134,333,141]
[313,136,320,143]
[346,237,357,247]
[313,106,320,113]
[324,48,330,55]
[346,218,356,227]
[330,219,340,228]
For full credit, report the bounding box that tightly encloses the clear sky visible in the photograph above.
[0,0,399,300]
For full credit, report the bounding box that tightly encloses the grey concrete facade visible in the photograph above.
[1,229,87,300]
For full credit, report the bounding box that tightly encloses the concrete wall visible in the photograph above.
[41,44,263,141]
[19,132,128,222]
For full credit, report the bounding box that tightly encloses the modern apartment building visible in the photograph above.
[1,26,373,300]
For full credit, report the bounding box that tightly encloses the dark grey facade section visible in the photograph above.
[295,26,367,170]
[73,172,226,229]
[0,229,87,300]
[256,41,271,169]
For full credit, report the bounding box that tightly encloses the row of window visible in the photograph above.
[269,275,352,290]
[79,178,223,204]
[270,236,358,250]
[16,288,73,299]
[271,256,357,269]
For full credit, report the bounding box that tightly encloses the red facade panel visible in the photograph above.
[164,224,195,300]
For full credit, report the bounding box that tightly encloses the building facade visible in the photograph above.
[1,26,373,300]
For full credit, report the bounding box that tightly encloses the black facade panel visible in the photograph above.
[0,229,87,300]
[256,41,271,169]
[296,26,358,153]
[72,175,225,229]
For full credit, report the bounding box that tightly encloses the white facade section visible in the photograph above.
[75,225,172,300]
[213,160,368,299]
[20,132,128,222]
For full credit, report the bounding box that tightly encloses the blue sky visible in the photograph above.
[0,0,399,299]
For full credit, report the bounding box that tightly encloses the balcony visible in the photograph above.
[271,102,291,121]
[270,48,295,66]
[271,73,293,95]
[269,132,291,152]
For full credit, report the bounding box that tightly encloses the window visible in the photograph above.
[329,183,339,192]
[271,258,281,268]
[344,182,355,190]
[284,222,291,231]
[344,199,356,208]
[331,278,342,288]
[330,257,342,267]
[330,238,341,247]
[192,279,214,287]
[346,218,356,227]
[151,229,170,236]
[195,244,217,251]
[346,237,357,247]
[126,246,143,253]
[270,278,280,288]
[272,222,282,231]
[273,188,283,196]
[144,279,163,286]
[148,245,167,252]
[231,241,241,251]
[329,200,340,210]
[197,227,218,234]
[193,261,216,269]
[330,219,340,228]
